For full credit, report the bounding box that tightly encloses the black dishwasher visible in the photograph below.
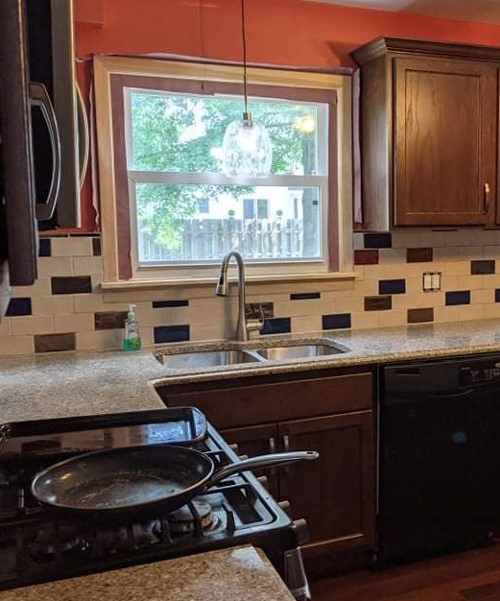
[378,355,500,563]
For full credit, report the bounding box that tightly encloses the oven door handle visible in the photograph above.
[30,81,61,221]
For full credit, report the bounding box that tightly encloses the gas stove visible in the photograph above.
[0,408,310,599]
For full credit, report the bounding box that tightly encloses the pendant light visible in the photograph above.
[221,0,272,177]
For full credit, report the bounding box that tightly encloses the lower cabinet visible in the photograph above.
[158,368,376,560]
[222,410,375,557]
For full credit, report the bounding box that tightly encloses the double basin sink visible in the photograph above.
[155,338,350,370]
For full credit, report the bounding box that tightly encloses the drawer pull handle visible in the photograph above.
[484,182,491,215]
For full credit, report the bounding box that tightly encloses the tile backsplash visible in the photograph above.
[2,230,500,355]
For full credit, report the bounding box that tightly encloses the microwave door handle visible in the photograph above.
[29,82,61,221]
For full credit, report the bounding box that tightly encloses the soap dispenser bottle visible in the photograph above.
[123,304,141,351]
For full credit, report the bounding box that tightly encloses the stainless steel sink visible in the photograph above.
[156,349,265,369]
[253,341,349,360]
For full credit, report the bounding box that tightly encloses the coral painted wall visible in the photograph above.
[74,0,500,229]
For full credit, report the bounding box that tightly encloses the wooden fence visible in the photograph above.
[138,218,304,262]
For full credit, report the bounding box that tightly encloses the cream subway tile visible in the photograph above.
[273,299,324,318]
[54,313,94,333]
[76,329,123,351]
[483,245,500,259]
[434,306,461,323]
[443,230,471,247]
[459,304,484,321]
[481,304,500,319]
[457,275,486,291]
[51,237,93,257]
[378,249,407,264]
[189,321,227,342]
[351,312,380,329]
[405,277,420,294]
[413,232,444,248]
[472,289,494,304]
[459,246,484,260]
[292,315,321,334]
[352,232,365,250]
[138,306,193,327]
[73,256,104,276]
[480,274,498,289]
[74,293,120,313]
[392,292,444,310]
[0,320,11,337]
[0,335,34,355]
[139,327,154,347]
[10,316,54,336]
[11,277,51,297]
[354,265,365,281]
[441,276,460,291]
[335,296,364,313]
[32,295,74,316]
[475,230,499,245]
[390,231,422,249]
[444,261,470,276]
[190,297,237,323]
[91,274,103,293]
[353,279,379,296]
[37,257,73,277]
[432,247,461,261]
[378,309,407,327]
[252,293,289,304]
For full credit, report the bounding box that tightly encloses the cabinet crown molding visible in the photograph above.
[351,36,500,66]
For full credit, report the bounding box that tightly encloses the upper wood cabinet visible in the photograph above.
[351,37,500,229]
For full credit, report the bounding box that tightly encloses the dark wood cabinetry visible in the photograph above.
[352,37,500,229]
[158,369,376,559]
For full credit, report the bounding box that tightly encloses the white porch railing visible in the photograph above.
[138,218,304,262]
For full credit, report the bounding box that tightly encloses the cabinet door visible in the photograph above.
[220,424,280,499]
[394,57,497,226]
[278,411,375,557]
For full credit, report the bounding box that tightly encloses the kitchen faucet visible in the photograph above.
[215,250,263,342]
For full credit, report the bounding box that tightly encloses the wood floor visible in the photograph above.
[311,544,500,601]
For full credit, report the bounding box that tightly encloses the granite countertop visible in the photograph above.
[0,350,167,423]
[0,545,295,601]
[4,318,500,423]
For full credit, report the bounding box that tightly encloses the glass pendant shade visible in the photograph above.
[222,112,272,177]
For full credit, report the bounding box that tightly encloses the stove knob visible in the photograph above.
[279,500,291,516]
[292,518,310,546]
[229,443,239,454]
[238,454,249,461]
[257,475,269,490]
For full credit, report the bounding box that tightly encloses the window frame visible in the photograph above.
[93,56,354,289]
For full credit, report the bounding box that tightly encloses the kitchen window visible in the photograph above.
[94,57,354,287]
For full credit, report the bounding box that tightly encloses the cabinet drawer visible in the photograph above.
[163,372,373,429]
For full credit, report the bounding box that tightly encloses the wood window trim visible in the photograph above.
[93,56,354,288]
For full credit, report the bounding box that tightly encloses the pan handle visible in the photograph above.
[207,451,319,488]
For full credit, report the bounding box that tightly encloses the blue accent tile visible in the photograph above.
[152,300,189,308]
[495,289,500,303]
[445,291,470,306]
[290,293,321,301]
[6,297,32,317]
[322,313,351,330]
[154,325,190,344]
[364,233,392,249]
[260,318,291,335]
[379,279,406,295]
[471,260,495,275]
[38,239,51,257]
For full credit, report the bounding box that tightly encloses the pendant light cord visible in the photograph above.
[241,0,249,116]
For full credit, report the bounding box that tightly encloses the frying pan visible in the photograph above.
[31,444,318,522]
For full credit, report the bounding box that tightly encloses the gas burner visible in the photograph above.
[29,523,85,560]
[157,501,220,536]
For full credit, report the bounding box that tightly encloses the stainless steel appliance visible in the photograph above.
[378,355,500,563]
[0,407,311,600]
